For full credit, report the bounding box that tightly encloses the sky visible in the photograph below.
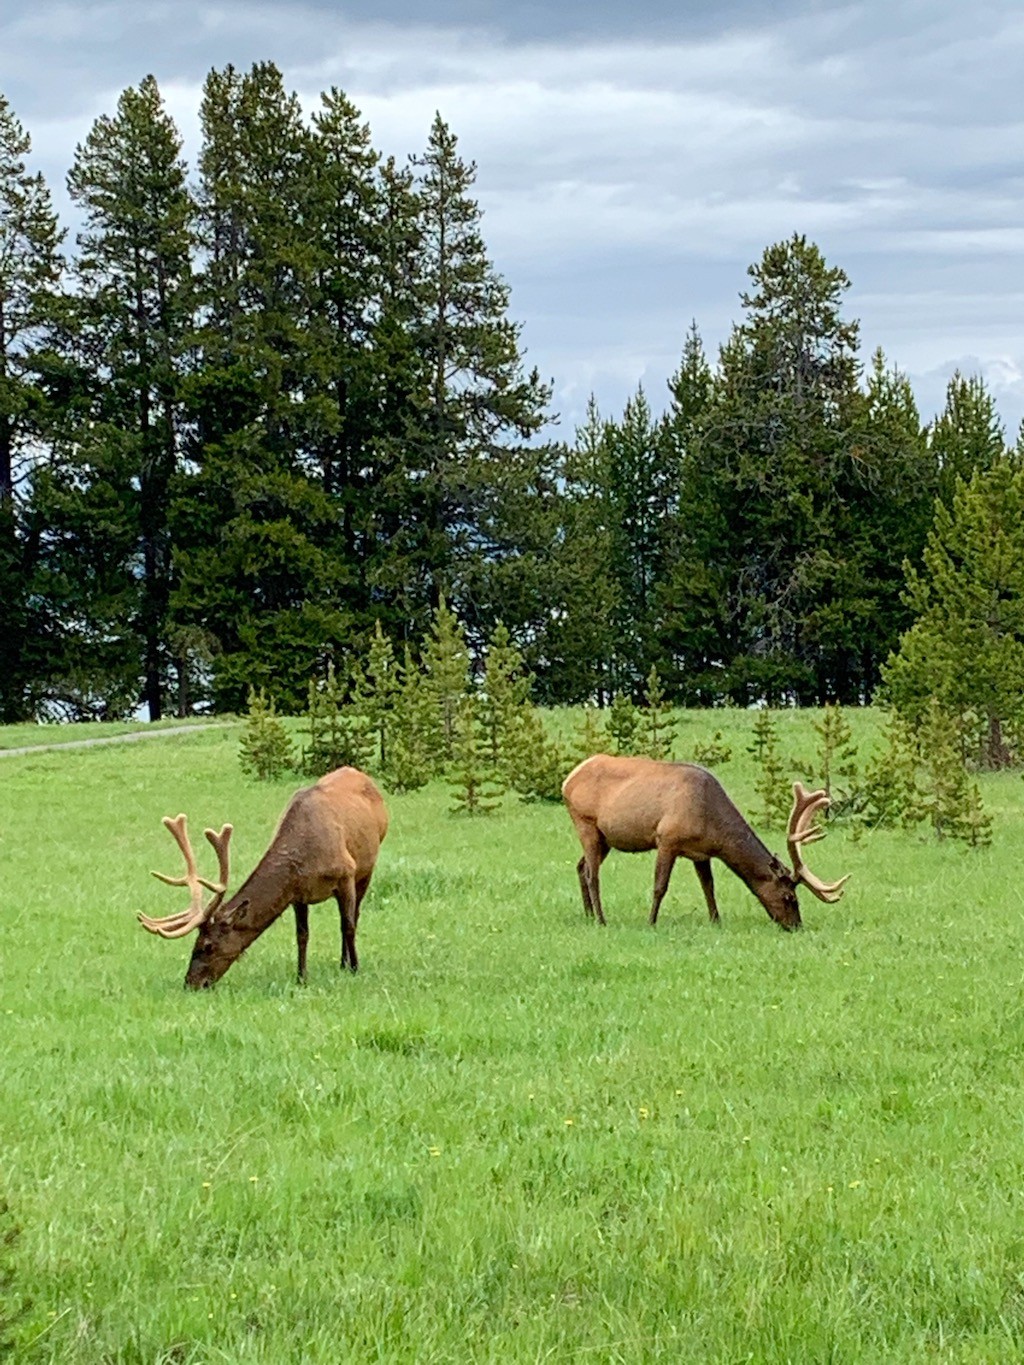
[3,0,1023,438]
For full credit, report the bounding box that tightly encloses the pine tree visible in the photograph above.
[833,349,937,694]
[748,709,790,829]
[0,92,63,720]
[300,662,372,777]
[641,664,676,760]
[604,389,676,693]
[916,699,992,846]
[860,711,923,831]
[454,438,566,685]
[385,645,435,791]
[929,371,1005,508]
[353,620,400,771]
[882,457,1024,768]
[480,621,532,771]
[449,693,504,816]
[505,706,567,804]
[690,730,733,767]
[812,703,859,806]
[361,154,436,645]
[407,114,551,615]
[672,236,864,704]
[544,398,617,702]
[173,63,351,712]
[28,426,143,718]
[239,686,295,780]
[306,89,385,631]
[572,705,606,763]
[421,594,471,764]
[62,75,194,721]
[665,320,714,448]
[608,692,641,756]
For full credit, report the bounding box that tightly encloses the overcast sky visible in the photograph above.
[3,0,1023,437]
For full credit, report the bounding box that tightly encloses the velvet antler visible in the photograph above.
[786,782,850,904]
[137,814,233,939]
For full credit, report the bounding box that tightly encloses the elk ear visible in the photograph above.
[221,897,250,928]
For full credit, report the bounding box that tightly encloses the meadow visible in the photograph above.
[2,709,1024,1362]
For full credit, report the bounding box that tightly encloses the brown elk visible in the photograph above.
[562,755,848,930]
[138,767,389,988]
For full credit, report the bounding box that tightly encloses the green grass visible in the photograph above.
[2,711,1024,1361]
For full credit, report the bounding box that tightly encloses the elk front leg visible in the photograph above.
[692,858,720,923]
[336,878,359,973]
[294,901,309,981]
[649,846,678,925]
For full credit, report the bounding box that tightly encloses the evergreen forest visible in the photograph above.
[2,64,1023,763]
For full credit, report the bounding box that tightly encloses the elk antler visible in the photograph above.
[786,782,850,904]
[137,814,233,939]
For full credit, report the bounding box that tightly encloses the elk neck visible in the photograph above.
[218,844,300,939]
[711,815,785,898]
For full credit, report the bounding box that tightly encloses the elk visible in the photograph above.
[138,767,389,988]
[562,755,849,930]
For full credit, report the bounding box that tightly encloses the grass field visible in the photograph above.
[3,710,1024,1362]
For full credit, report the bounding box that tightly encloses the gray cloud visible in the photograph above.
[2,0,1022,435]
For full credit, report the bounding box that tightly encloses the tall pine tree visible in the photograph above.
[44,75,193,719]
[405,114,551,633]
[0,92,63,719]
[174,63,351,710]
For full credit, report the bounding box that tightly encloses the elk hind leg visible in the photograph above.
[576,857,596,917]
[649,846,678,926]
[336,877,359,973]
[294,902,309,982]
[354,870,373,922]
[575,825,609,926]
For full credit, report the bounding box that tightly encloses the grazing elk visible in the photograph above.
[138,767,389,988]
[562,755,848,930]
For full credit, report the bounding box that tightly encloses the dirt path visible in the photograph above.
[0,721,237,759]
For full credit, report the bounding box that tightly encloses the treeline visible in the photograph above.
[0,67,1017,723]
[239,597,992,846]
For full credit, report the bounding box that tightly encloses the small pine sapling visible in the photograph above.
[748,708,790,830]
[300,663,373,777]
[507,706,569,803]
[860,711,924,831]
[955,778,994,849]
[572,704,606,763]
[422,594,471,765]
[354,621,399,771]
[608,692,641,755]
[238,687,295,781]
[481,622,533,773]
[812,703,860,815]
[691,730,733,767]
[449,694,505,816]
[918,699,992,846]
[641,665,676,760]
[384,650,434,791]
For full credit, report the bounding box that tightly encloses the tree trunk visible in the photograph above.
[985,713,1011,769]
